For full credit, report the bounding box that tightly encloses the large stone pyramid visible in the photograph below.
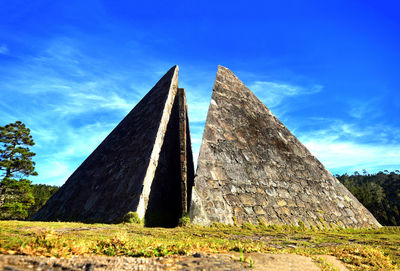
[190,66,380,228]
[33,66,195,227]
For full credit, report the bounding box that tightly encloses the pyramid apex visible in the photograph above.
[167,65,179,75]
[217,65,229,71]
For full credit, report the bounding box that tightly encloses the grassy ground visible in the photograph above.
[0,221,399,270]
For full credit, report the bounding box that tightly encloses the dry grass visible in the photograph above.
[0,221,398,270]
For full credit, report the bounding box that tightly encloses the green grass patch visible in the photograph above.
[0,221,398,270]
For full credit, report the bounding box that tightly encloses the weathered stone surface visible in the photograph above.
[190,65,380,228]
[33,66,194,226]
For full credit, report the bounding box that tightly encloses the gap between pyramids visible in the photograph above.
[32,65,380,228]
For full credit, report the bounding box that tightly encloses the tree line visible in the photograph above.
[1,121,399,225]
[337,170,400,226]
[0,180,59,220]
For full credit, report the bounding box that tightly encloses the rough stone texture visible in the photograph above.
[33,66,194,225]
[190,65,380,228]
[178,88,195,214]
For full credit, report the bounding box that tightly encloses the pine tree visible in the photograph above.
[0,121,37,179]
[0,121,37,220]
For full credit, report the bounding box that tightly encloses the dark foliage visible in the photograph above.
[0,178,34,219]
[337,170,400,226]
[0,121,59,220]
[0,181,59,220]
[0,121,38,219]
[28,184,59,218]
[0,121,37,179]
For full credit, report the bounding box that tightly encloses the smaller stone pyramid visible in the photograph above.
[33,66,194,227]
[190,66,380,228]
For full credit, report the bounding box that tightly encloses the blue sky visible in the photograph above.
[1,0,399,185]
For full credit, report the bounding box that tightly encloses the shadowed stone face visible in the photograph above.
[33,66,195,226]
[190,65,380,228]
[144,88,194,227]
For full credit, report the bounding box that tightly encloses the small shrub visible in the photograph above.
[241,222,255,230]
[211,222,226,228]
[121,212,142,224]
[297,220,306,230]
[233,216,239,226]
[249,257,255,268]
[256,217,267,228]
[266,224,280,231]
[312,256,337,271]
[310,224,317,232]
[317,217,327,229]
[178,214,191,227]
[239,248,244,262]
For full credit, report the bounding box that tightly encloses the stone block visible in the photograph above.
[253,206,266,215]
[239,194,257,206]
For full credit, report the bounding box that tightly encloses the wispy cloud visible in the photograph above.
[1,35,397,185]
[31,121,114,185]
[52,89,134,116]
[249,81,323,108]
[0,37,170,185]
[0,44,8,55]
[348,98,383,119]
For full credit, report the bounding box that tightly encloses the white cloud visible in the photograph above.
[0,44,8,55]
[33,161,71,186]
[249,81,323,108]
[187,99,209,123]
[54,90,134,116]
[303,139,400,174]
[298,120,400,174]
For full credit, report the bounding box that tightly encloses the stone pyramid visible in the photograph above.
[33,66,195,227]
[190,66,380,228]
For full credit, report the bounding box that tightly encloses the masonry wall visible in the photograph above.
[32,66,179,223]
[190,66,380,228]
